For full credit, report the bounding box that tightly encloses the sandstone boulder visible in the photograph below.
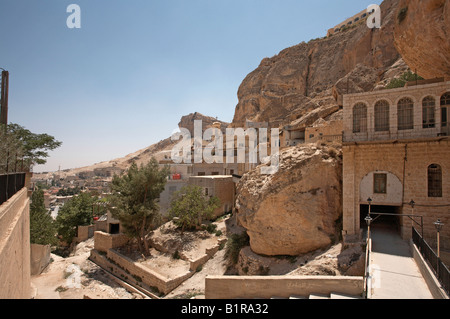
[235,145,343,256]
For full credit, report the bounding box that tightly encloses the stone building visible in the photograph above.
[188,175,235,219]
[327,8,373,37]
[342,79,450,249]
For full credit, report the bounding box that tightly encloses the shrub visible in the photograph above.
[386,71,424,89]
[225,232,250,265]
[398,7,408,24]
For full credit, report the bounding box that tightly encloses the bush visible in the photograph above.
[169,185,221,231]
[205,223,217,234]
[386,71,424,89]
[172,250,181,260]
[225,232,250,265]
[398,7,408,24]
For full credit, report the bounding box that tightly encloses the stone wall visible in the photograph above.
[189,176,235,218]
[76,225,94,242]
[0,188,31,299]
[343,139,450,247]
[93,231,129,253]
[105,249,194,295]
[205,275,363,299]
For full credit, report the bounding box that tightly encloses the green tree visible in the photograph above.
[55,192,95,244]
[386,71,424,89]
[0,123,62,173]
[108,158,169,256]
[30,188,58,245]
[169,185,221,232]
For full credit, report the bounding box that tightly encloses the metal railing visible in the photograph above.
[412,227,450,295]
[0,173,26,205]
[363,236,372,299]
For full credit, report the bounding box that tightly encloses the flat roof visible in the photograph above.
[189,175,233,179]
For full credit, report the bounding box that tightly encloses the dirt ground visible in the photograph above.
[31,238,143,299]
[31,214,363,299]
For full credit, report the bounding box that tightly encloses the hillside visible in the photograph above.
[34,113,229,179]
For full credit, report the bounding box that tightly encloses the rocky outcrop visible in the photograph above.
[232,0,401,127]
[235,145,343,256]
[394,0,450,79]
[178,112,229,136]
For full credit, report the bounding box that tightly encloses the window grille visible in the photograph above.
[441,92,450,128]
[374,100,390,132]
[441,92,450,106]
[353,103,367,133]
[422,96,435,128]
[397,98,414,130]
[428,164,442,198]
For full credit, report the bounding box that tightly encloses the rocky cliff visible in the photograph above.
[394,0,450,79]
[232,0,402,127]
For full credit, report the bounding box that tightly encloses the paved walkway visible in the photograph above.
[369,224,433,299]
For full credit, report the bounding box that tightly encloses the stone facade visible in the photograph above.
[342,81,450,248]
[188,175,235,218]
[305,120,343,144]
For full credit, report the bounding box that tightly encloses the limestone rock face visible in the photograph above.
[232,0,401,126]
[235,145,343,256]
[178,112,229,136]
[394,0,450,79]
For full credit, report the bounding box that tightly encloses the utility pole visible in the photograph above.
[0,69,9,128]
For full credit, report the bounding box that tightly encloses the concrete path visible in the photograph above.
[369,224,433,299]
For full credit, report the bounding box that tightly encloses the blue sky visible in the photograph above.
[0,0,382,172]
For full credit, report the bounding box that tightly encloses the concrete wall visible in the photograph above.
[205,276,363,299]
[0,188,31,299]
[410,241,449,299]
[30,244,51,276]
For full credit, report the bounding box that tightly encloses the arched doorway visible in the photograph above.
[359,171,403,233]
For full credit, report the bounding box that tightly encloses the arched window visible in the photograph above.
[428,164,442,197]
[374,100,390,132]
[397,97,414,130]
[353,103,367,133]
[441,92,450,130]
[422,96,435,128]
[441,92,450,106]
